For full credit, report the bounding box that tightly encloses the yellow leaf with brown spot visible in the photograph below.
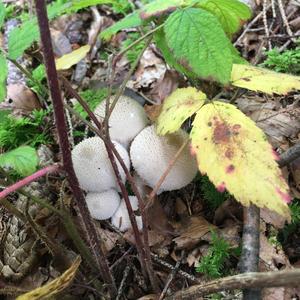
[17,257,81,300]
[231,64,300,94]
[56,45,90,70]
[156,87,206,135]
[190,101,291,220]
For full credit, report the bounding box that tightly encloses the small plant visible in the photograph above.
[121,32,146,65]
[261,44,300,75]
[279,200,300,242]
[201,175,229,210]
[0,109,50,150]
[196,230,231,278]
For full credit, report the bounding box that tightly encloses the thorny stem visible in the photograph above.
[34,0,116,294]
[60,77,158,290]
[0,164,60,200]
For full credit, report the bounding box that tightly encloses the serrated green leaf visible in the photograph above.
[156,87,206,135]
[56,45,90,70]
[164,8,233,83]
[197,0,251,37]
[100,11,142,40]
[190,101,291,220]
[154,29,197,78]
[0,2,5,28]
[0,146,39,176]
[140,0,183,19]
[231,64,300,94]
[8,2,70,60]
[0,53,7,102]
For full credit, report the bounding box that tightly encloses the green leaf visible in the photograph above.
[100,11,142,40]
[231,64,300,94]
[197,0,251,37]
[8,2,70,60]
[68,0,114,12]
[0,2,6,28]
[0,53,7,102]
[164,8,233,83]
[0,146,39,176]
[154,29,197,78]
[156,87,206,135]
[190,101,291,221]
[140,0,184,19]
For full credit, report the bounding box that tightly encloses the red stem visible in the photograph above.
[34,0,116,293]
[0,164,59,199]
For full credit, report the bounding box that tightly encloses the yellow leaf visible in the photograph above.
[231,64,300,94]
[190,101,291,220]
[17,257,81,300]
[55,45,90,70]
[156,87,206,135]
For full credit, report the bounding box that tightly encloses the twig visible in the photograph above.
[0,164,59,199]
[116,265,131,300]
[159,251,185,300]
[278,142,300,168]
[34,0,116,294]
[277,0,296,42]
[239,205,261,300]
[151,253,198,283]
[234,4,272,46]
[164,268,300,300]
[263,0,272,50]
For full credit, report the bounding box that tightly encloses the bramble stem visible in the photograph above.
[34,0,116,294]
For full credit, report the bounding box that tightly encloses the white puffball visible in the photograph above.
[94,95,149,148]
[86,190,121,220]
[130,125,198,194]
[111,196,143,232]
[72,137,130,192]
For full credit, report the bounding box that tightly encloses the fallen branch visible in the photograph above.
[165,268,300,300]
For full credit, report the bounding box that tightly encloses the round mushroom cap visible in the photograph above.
[111,196,143,232]
[94,95,149,148]
[72,137,130,192]
[130,125,198,194]
[86,190,121,220]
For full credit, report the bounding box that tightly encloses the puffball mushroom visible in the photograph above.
[86,190,121,220]
[72,137,130,192]
[130,125,198,194]
[94,95,149,148]
[111,196,143,232]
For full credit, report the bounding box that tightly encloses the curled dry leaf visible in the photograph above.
[133,48,166,93]
[0,84,41,114]
[173,216,215,250]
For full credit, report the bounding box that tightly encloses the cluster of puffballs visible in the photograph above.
[71,95,198,232]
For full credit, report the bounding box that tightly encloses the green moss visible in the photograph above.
[196,230,231,279]
[121,32,146,65]
[74,89,108,119]
[0,109,51,151]
[261,43,300,75]
[278,199,300,242]
[200,175,228,210]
